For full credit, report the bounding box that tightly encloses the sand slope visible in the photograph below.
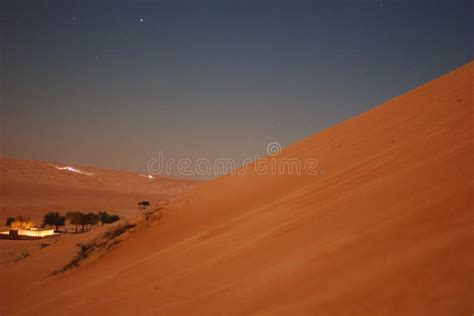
[0,62,472,315]
[0,157,197,224]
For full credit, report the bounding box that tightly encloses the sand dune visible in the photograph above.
[0,157,198,224]
[0,62,472,315]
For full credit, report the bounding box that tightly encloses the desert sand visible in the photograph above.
[0,62,472,315]
[0,158,197,265]
[0,157,197,224]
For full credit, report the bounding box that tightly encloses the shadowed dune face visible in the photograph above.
[0,62,472,315]
[0,158,198,224]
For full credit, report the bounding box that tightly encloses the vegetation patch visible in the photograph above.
[14,250,30,262]
[53,222,136,275]
[52,204,165,276]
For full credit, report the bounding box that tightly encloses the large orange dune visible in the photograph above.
[0,62,472,315]
[0,157,198,224]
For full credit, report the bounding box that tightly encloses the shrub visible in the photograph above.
[138,200,150,209]
[104,222,135,239]
[54,222,136,274]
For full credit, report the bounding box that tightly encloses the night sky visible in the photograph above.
[1,0,472,178]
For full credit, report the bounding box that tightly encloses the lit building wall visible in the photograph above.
[18,228,55,237]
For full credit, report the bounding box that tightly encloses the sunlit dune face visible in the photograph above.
[48,164,94,176]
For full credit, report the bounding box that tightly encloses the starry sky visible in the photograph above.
[1,0,472,178]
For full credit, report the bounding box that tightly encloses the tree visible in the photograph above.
[66,211,82,233]
[10,216,34,230]
[138,200,150,209]
[86,212,99,231]
[5,217,15,227]
[108,215,120,223]
[98,211,120,225]
[78,212,89,232]
[98,211,110,225]
[43,212,66,232]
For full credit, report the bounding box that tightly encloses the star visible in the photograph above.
[139,18,144,22]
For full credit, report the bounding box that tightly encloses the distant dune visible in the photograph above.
[0,157,198,224]
[0,62,472,315]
